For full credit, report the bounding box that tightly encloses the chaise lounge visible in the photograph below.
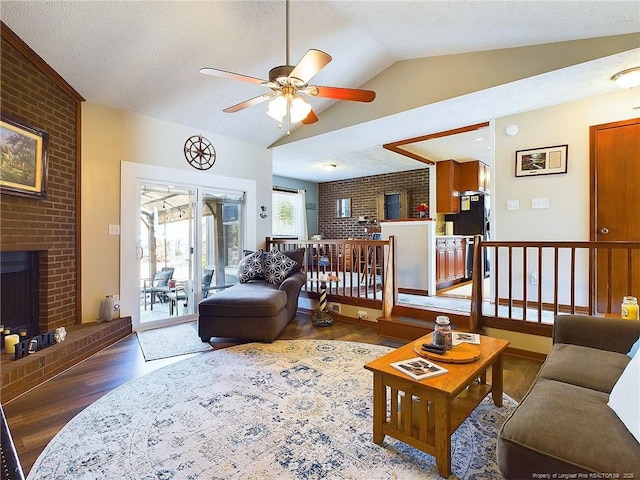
[198,248,306,343]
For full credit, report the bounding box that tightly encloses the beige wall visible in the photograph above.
[494,88,639,242]
[80,103,273,323]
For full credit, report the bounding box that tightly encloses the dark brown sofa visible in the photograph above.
[497,315,640,478]
[198,248,307,343]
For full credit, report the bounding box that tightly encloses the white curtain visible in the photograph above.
[296,189,309,240]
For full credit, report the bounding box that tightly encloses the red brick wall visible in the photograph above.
[1,33,79,333]
[318,168,430,239]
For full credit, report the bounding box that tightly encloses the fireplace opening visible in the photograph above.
[0,251,40,338]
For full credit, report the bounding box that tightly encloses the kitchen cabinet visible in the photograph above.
[436,160,460,214]
[435,237,466,288]
[459,160,490,193]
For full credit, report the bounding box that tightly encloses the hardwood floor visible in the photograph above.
[3,313,542,476]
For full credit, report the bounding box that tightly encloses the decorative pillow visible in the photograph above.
[264,249,297,285]
[628,337,640,359]
[281,248,305,274]
[608,351,640,443]
[237,249,264,283]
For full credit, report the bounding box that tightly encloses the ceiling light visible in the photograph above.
[611,67,640,89]
[266,94,312,124]
[322,163,337,171]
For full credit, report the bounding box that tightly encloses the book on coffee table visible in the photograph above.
[452,332,481,346]
[390,357,448,380]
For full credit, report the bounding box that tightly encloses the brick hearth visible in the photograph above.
[1,317,132,403]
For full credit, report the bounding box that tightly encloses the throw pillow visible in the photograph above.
[628,337,640,359]
[264,249,297,285]
[237,249,264,283]
[281,248,305,274]
[608,351,640,443]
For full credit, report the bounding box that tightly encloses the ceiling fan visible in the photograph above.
[199,0,375,130]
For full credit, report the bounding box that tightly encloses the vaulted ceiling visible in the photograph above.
[2,1,638,182]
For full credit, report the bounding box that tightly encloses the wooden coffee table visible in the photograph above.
[364,333,510,478]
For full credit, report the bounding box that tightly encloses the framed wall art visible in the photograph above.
[515,144,568,178]
[1,114,49,199]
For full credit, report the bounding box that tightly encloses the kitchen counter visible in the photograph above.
[435,234,473,239]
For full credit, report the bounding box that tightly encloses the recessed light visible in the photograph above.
[322,163,337,171]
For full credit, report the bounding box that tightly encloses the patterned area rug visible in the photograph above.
[27,340,515,479]
[136,322,212,361]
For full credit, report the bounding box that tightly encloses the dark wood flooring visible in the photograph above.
[3,313,542,476]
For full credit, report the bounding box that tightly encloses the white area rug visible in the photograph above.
[28,340,515,479]
[136,322,212,361]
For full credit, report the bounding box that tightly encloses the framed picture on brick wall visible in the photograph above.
[1,114,49,199]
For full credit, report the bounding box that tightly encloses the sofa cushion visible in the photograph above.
[608,350,640,443]
[198,282,286,318]
[498,378,640,477]
[538,343,630,393]
[238,249,264,283]
[264,250,297,285]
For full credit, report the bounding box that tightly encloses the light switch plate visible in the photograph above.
[108,224,120,235]
[506,200,519,211]
[531,197,550,209]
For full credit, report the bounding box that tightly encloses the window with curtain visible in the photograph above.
[272,189,308,239]
[272,190,298,237]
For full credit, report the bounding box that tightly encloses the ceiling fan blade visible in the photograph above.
[223,93,275,113]
[302,109,318,125]
[310,85,376,102]
[289,49,332,83]
[200,67,266,85]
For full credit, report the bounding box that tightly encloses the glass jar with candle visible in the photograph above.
[434,315,453,350]
[621,296,639,320]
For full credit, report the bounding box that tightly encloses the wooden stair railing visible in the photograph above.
[470,239,640,336]
[266,237,397,312]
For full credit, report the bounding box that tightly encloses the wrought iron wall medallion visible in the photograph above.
[184,135,216,170]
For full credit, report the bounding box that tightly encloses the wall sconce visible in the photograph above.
[612,67,640,89]
[260,205,268,219]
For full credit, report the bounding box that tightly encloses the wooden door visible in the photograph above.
[591,118,640,313]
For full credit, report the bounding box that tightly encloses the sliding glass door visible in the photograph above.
[121,161,257,332]
[139,183,195,324]
[200,191,244,295]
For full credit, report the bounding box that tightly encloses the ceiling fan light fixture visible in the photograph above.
[267,94,311,124]
[267,95,288,122]
[289,96,312,123]
[612,67,640,89]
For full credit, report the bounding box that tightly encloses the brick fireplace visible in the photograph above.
[1,24,82,335]
[1,24,132,403]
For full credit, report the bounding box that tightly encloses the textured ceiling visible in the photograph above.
[1,1,639,182]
